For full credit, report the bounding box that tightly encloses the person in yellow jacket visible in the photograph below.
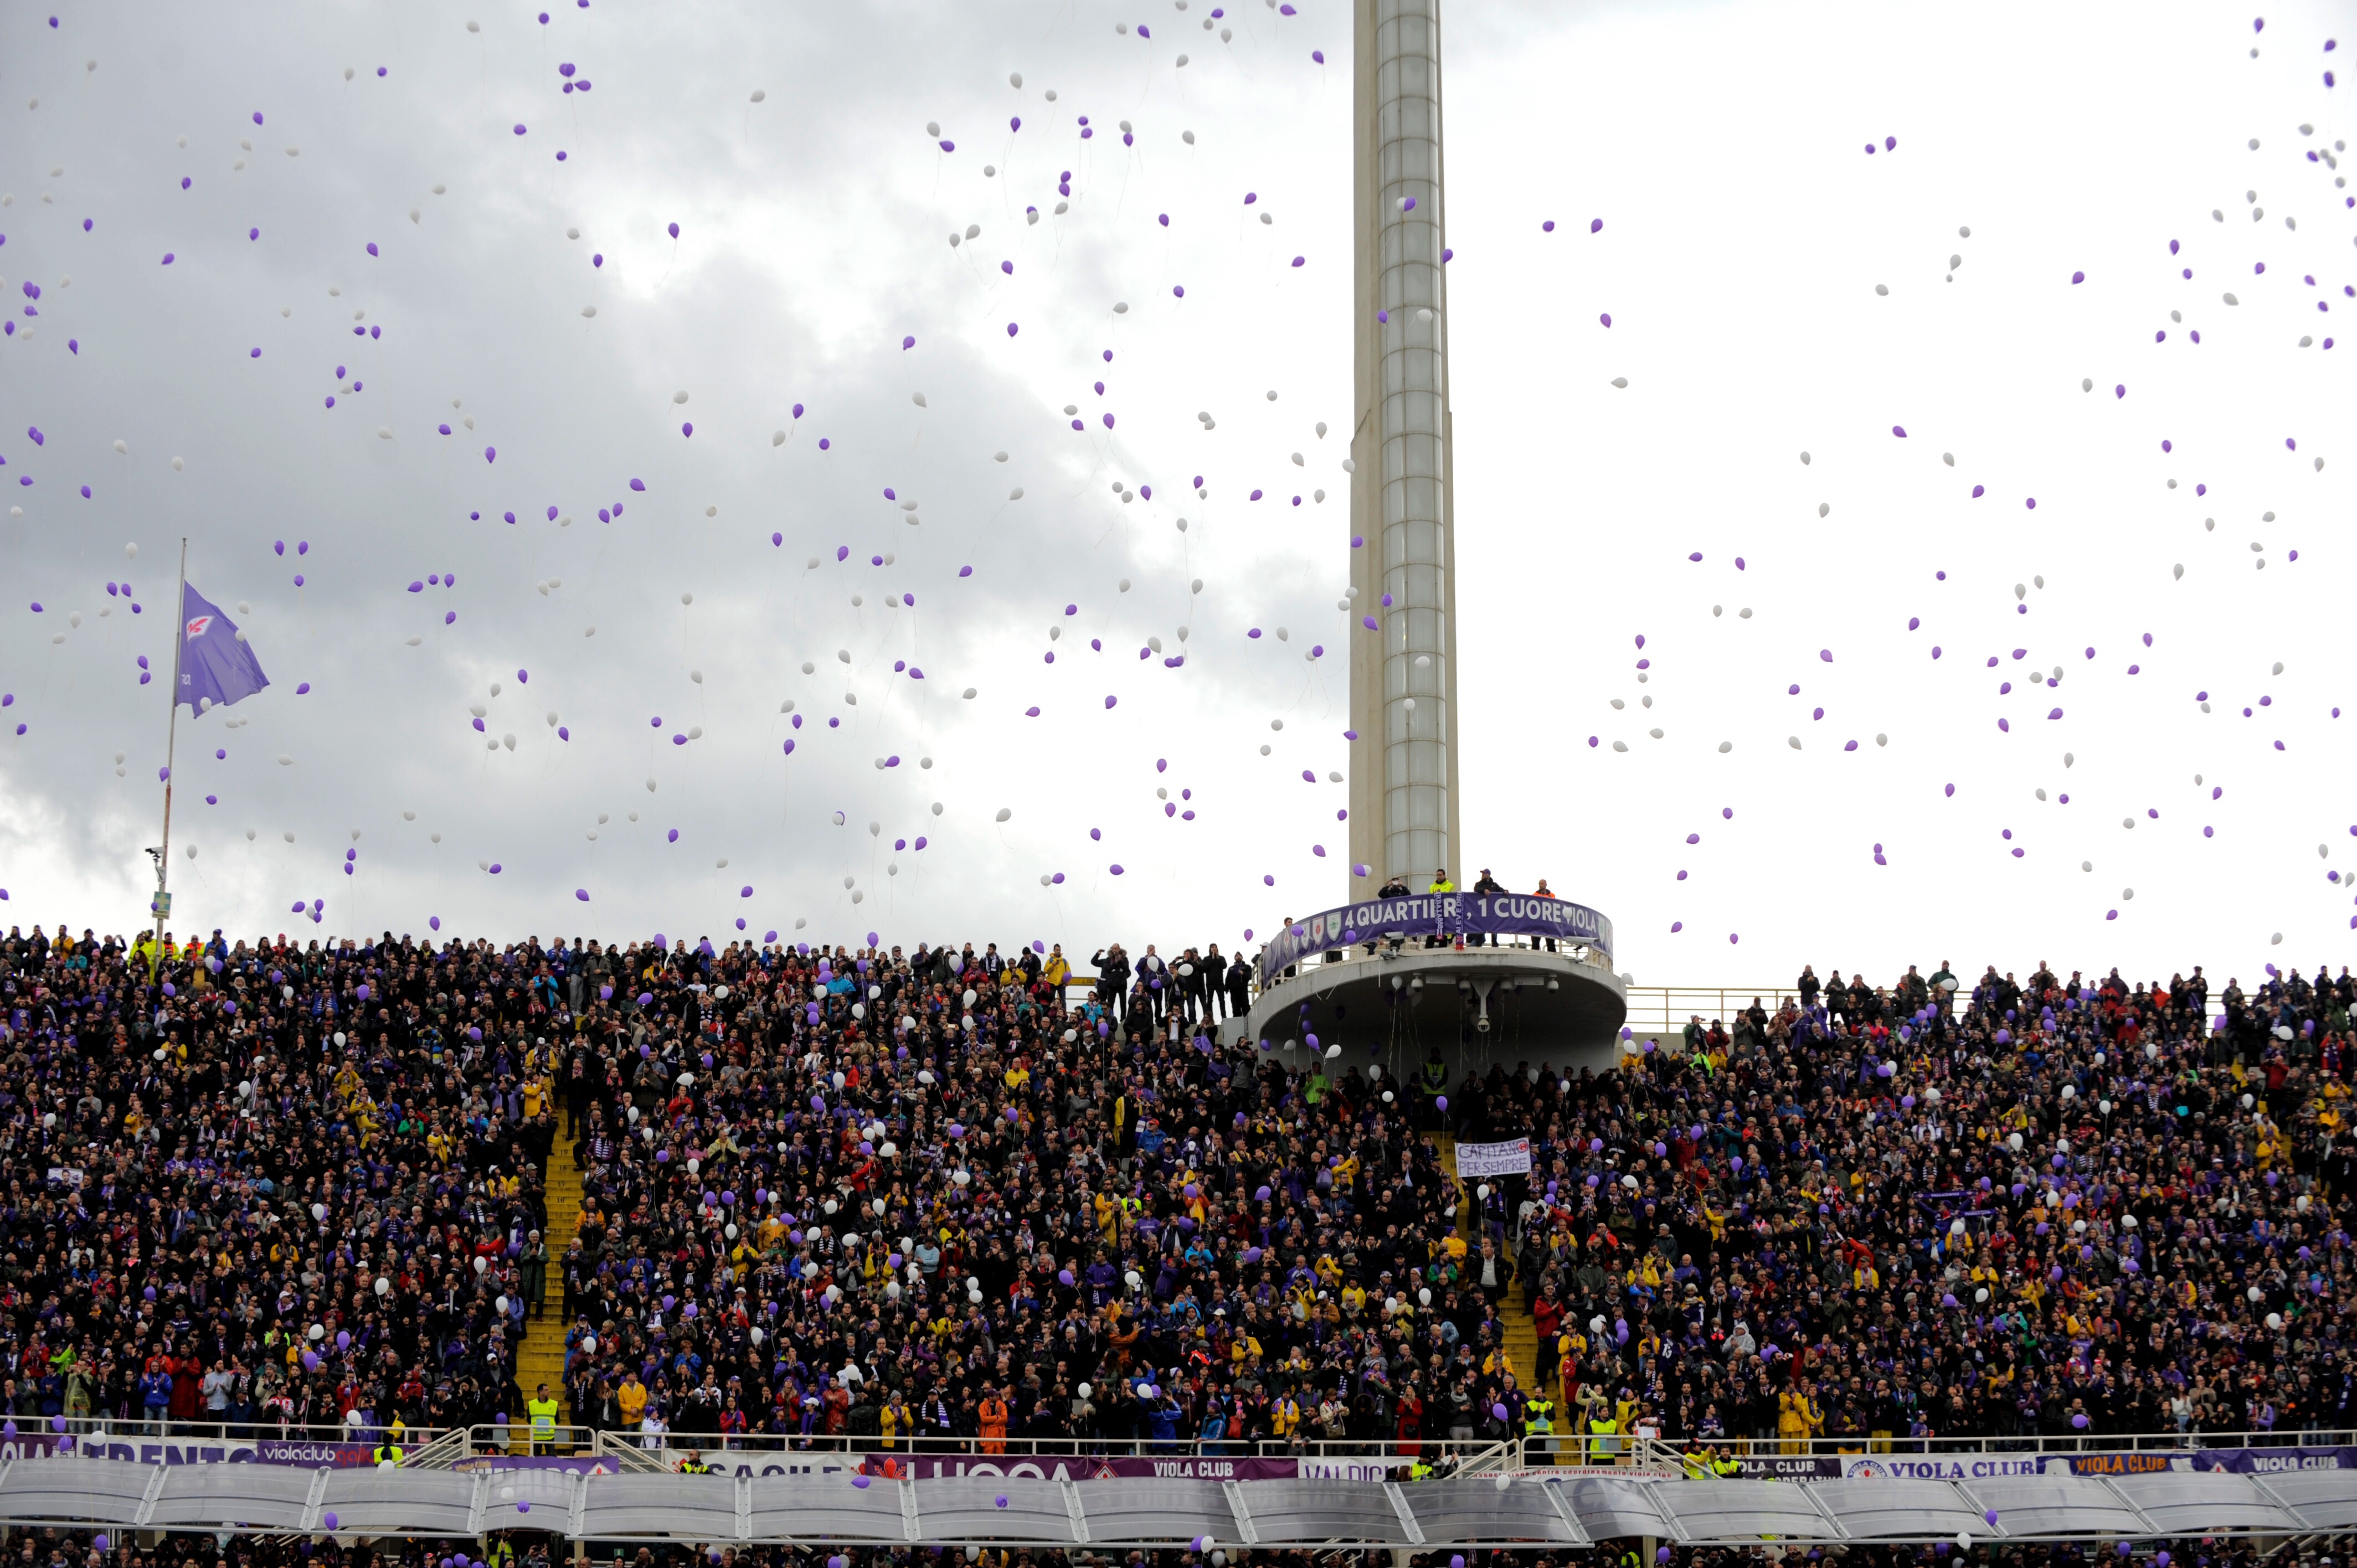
[1777,1383,1822,1455]
[616,1372,649,1432]
[528,1382,564,1454]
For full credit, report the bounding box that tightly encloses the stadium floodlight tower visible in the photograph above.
[1237,0,1628,1082]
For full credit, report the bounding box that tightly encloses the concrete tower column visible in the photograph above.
[1347,0,1461,895]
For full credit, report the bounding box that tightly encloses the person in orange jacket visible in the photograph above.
[977,1385,1010,1456]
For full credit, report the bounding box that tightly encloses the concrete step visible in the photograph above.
[518,1115,586,1424]
[1426,1132,1540,1405]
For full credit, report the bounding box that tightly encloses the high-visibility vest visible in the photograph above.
[528,1396,562,1440]
[374,1443,403,1467]
[1525,1399,1555,1435]
[1711,1454,1741,1478]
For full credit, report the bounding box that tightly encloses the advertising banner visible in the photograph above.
[1730,1452,2188,1481]
[20,1436,380,1468]
[1730,1454,1841,1479]
[2190,1446,2357,1474]
[859,1453,1300,1482]
[258,1438,376,1468]
[1839,1453,2074,1480]
[53,1437,258,1465]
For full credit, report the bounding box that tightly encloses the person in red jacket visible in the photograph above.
[1393,1380,1425,1461]
[1532,1283,1566,1389]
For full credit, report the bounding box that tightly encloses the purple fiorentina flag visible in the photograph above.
[177,583,271,712]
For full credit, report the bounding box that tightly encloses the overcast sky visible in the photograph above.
[0,0,2348,992]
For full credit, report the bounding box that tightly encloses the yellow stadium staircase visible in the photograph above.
[1427,1133,1541,1432]
[518,1117,585,1430]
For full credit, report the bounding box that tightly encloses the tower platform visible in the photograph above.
[1227,894,1629,1081]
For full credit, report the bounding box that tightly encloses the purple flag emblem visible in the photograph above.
[178,583,270,711]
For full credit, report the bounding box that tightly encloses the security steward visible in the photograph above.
[528,1381,563,1456]
[1587,1404,1620,1464]
[1524,1393,1556,1464]
[374,1421,406,1468]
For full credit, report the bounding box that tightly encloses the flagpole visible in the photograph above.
[150,537,189,977]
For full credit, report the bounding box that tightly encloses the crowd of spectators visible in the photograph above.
[1498,958,2357,1455]
[3,920,2356,1476]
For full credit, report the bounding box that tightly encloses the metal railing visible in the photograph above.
[458,1422,605,1456]
[1618,987,1789,1043]
[1083,974,1920,1047]
[553,1430,1523,1473]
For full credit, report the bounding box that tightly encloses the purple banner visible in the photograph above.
[1076,1456,1298,1481]
[1734,1449,2349,1481]
[864,1454,1298,1482]
[2191,1446,2357,1474]
[2050,1451,2198,1477]
[1260,894,1613,976]
[0,1435,71,1463]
